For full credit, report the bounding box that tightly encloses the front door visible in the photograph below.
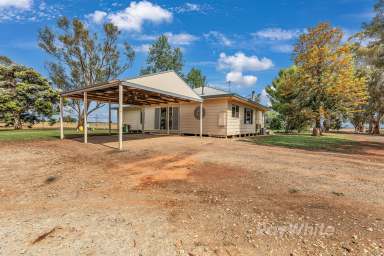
[160,107,167,130]
[154,107,179,131]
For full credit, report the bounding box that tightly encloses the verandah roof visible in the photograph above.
[60,71,202,105]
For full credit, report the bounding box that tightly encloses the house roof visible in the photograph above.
[194,86,269,111]
[193,86,232,97]
[125,71,202,102]
[61,70,203,105]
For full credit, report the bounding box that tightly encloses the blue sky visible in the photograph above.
[0,0,377,120]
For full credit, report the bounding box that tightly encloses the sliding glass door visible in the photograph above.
[154,107,179,131]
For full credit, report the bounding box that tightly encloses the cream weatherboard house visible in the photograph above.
[120,71,268,137]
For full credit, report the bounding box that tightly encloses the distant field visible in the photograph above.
[0,121,117,130]
[0,129,116,141]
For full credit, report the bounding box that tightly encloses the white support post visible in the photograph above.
[60,96,64,140]
[83,92,88,144]
[108,101,111,135]
[118,84,123,150]
[141,107,145,135]
[199,102,203,139]
[178,103,181,135]
[166,105,170,135]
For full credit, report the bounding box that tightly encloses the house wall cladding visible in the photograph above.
[122,98,264,136]
[179,99,228,136]
[123,108,142,130]
[226,100,264,136]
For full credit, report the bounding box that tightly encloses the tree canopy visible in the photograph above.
[0,57,58,129]
[186,68,206,88]
[38,17,135,127]
[293,23,367,135]
[355,0,384,134]
[141,35,183,76]
[266,66,312,132]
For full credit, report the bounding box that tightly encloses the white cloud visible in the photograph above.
[87,10,107,24]
[226,71,257,86]
[135,34,158,41]
[175,3,200,13]
[204,31,232,46]
[0,0,32,9]
[218,52,273,87]
[253,28,301,41]
[271,44,293,53]
[108,1,172,32]
[133,44,150,53]
[259,89,271,107]
[0,0,63,23]
[164,32,198,45]
[173,3,210,13]
[218,52,273,72]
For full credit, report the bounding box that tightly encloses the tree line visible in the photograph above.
[0,17,206,129]
[267,0,384,135]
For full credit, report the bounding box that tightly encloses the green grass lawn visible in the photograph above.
[0,129,116,141]
[245,133,358,151]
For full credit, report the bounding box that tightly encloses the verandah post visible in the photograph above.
[83,92,87,144]
[60,96,64,140]
[118,84,123,150]
[200,102,203,139]
[108,101,111,135]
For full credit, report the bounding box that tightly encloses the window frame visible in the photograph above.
[231,104,240,118]
[244,108,254,125]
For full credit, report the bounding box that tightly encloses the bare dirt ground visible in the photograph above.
[0,134,383,256]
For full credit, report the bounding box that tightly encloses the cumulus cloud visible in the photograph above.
[87,10,107,24]
[218,52,273,72]
[253,28,301,41]
[218,52,273,87]
[164,32,198,45]
[0,0,32,9]
[107,1,172,32]
[226,71,257,86]
[204,31,232,47]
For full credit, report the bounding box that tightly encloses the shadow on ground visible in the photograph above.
[69,133,177,148]
[240,134,384,157]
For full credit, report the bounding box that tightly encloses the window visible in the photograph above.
[232,105,239,118]
[244,108,253,124]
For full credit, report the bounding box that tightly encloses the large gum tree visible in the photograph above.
[38,17,135,128]
[293,23,367,136]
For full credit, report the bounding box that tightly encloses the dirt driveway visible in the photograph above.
[0,135,383,255]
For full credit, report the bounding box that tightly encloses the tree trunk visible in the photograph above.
[371,113,382,135]
[77,112,84,129]
[359,123,365,133]
[371,119,380,135]
[372,121,380,135]
[324,119,331,132]
[14,115,22,130]
[368,119,373,134]
[312,117,322,136]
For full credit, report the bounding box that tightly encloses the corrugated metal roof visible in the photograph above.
[193,86,231,96]
[125,71,202,102]
[194,86,269,111]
